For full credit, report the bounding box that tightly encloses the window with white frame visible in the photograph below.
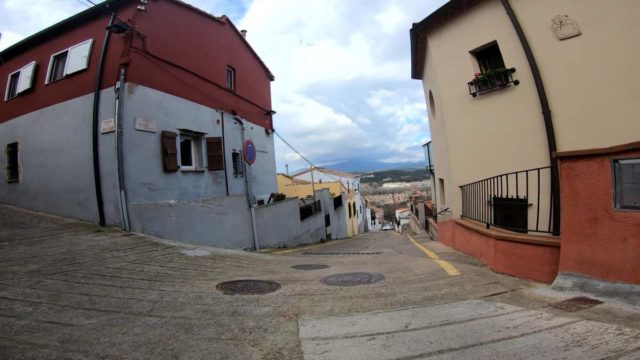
[46,39,93,83]
[5,61,36,101]
[178,132,204,170]
[226,66,235,90]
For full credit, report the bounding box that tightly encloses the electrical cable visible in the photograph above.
[273,130,349,191]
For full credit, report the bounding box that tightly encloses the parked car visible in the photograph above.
[382,224,394,231]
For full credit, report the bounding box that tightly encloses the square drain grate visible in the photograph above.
[550,296,603,312]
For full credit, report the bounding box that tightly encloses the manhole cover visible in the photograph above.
[550,296,603,312]
[216,280,281,295]
[292,264,329,270]
[322,272,384,286]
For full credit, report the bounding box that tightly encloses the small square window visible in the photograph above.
[5,73,20,100]
[49,52,68,83]
[613,158,640,210]
[6,142,19,183]
[226,66,235,90]
[472,41,505,73]
[178,133,204,171]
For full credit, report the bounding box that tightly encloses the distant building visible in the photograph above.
[292,167,366,234]
[411,0,640,290]
[276,173,349,239]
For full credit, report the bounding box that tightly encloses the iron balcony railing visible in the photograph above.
[460,166,558,235]
[468,67,519,97]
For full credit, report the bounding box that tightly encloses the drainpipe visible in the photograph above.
[235,117,259,250]
[501,0,560,235]
[115,67,131,231]
[91,13,116,226]
[220,111,230,196]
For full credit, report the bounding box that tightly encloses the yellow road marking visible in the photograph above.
[406,234,460,276]
[270,240,337,254]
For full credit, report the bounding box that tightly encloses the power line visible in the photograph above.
[70,0,133,31]
[273,130,349,189]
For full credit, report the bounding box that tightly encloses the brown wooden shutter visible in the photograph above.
[206,137,224,171]
[161,131,178,172]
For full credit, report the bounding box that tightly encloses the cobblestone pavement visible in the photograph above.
[1,205,639,359]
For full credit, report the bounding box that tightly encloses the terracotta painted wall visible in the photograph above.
[0,5,130,123]
[0,0,273,128]
[437,219,559,283]
[126,0,273,129]
[558,149,640,285]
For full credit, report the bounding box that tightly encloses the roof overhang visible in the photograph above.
[0,0,129,62]
[410,0,484,80]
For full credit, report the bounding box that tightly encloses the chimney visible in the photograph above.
[240,30,247,38]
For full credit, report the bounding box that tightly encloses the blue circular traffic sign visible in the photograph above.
[243,140,256,165]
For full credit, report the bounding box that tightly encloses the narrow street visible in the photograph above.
[1,205,639,359]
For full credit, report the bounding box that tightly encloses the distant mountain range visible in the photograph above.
[326,159,426,174]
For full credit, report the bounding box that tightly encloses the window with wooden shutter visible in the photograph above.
[614,158,640,210]
[161,131,178,172]
[206,137,224,171]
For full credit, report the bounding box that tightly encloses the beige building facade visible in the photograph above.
[412,0,640,288]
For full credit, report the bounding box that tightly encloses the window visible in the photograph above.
[178,132,204,171]
[438,178,446,207]
[333,195,343,209]
[613,158,640,210]
[5,62,36,101]
[232,150,243,177]
[226,66,235,90]
[348,204,352,218]
[46,39,93,83]
[49,52,67,82]
[6,142,19,183]
[472,41,505,73]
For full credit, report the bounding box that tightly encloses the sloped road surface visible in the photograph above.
[1,205,639,359]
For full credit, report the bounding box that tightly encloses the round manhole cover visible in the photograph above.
[322,272,384,286]
[291,264,329,270]
[216,280,281,295]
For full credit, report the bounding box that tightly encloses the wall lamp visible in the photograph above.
[265,110,276,116]
[106,22,132,34]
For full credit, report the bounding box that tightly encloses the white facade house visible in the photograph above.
[292,167,366,233]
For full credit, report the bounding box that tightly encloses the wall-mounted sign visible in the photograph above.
[135,117,157,133]
[100,118,115,133]
[243,139,257,165]
[551,15,581,40]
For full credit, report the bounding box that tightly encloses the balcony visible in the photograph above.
[468,67,519,97]
[460,166,559,235]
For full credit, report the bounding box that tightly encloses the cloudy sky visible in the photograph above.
[0,0,447,172]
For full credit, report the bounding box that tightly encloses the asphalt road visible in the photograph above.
[1,205,639,359]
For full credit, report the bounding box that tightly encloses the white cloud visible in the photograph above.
[0,0,447,171]
[238,0,446,171]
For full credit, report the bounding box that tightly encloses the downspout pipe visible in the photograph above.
[235,117,259,250]
[115,67,131,231]
[92,13,116,226]
[501,0,561,235]
[220,111,230,196]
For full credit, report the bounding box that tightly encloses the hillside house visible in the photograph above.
[411,0,640,293]
[0,0,315,249]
